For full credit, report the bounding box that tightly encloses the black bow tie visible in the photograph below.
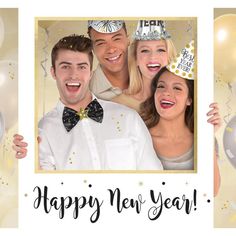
[62,99,104,132]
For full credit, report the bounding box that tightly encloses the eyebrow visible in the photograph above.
[158,80,185,86]
[94,33,123,44]
[58,61,89,66]
[139,44,166,49]
[111,33,123,39]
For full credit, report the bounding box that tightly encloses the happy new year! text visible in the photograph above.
[33,186,197,223]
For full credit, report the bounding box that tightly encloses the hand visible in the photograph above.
[207,102,222,133]
[12,134,28,159]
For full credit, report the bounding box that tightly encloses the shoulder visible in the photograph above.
[99,98,138,115]
[111,94,141,112]
[98,98,146,128]
[90,65,105,85]
[38,105,60,128]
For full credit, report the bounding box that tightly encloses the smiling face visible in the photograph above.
[154,70,191,120]
[89,28,129,74]
[51,49,92,110]
[136,40,168,80]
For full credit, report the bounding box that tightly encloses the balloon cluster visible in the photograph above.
[215,15,236,169]
[0,15,18,141]
[0,16,4,48]
[223,115,236,169]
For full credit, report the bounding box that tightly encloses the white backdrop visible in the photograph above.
[0,0,236,235]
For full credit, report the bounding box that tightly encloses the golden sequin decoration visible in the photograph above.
[76,108,88,120]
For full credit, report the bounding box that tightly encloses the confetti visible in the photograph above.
[226,127,233,132]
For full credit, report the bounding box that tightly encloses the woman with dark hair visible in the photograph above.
[140,66,194,170]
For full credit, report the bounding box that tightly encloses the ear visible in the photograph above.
[186,97,192,106]
[50,66,56,80]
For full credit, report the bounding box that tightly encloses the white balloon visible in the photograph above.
[0,60,18,130]
[0,16,4,48]
[232,81,236,96]
[1,46,18,61]
[223,115,236,169]
[0,112,4,142]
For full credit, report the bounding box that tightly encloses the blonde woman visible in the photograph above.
[112,20,176,112]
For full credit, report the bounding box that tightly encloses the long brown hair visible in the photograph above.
[140,67,194,132]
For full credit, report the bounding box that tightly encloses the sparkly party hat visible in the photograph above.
[88,20,124,33]
[133,20,171,40]
[166,40,195,80]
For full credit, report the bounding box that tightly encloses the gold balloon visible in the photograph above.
[0,16,4,48]
[214,14,236,83]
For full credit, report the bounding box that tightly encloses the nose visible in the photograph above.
[106,41,117,54]
[70,67,79,80]
[162,86,172,96]
[150,51,160,60]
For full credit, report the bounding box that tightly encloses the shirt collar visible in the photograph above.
[56,93,99,114]
[92,64,119,94]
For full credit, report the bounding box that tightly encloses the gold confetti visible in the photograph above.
[226,127,233,132]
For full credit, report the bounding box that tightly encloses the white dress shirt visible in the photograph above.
[38,98,163,171]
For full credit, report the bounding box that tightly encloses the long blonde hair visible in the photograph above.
[127,39,177,95]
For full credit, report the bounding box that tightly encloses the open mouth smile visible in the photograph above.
[147,63,161,72]
[160,99,175,109]
[66,82,81,92]
[106,54,121,63]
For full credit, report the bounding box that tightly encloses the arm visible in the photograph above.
[214,147,221,196]
[207,102,221,196]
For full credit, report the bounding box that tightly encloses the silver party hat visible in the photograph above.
[133,20,171,40]
[88,20,124,33]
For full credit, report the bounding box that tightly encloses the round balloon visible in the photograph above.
[0,60,18,130]
[0,112,4,142]
[223,115,236,169]
[232,81,236,97]
[214,14,236,83]
[0,16,4,48]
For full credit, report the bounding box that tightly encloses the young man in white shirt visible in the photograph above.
[29,34,163,171]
